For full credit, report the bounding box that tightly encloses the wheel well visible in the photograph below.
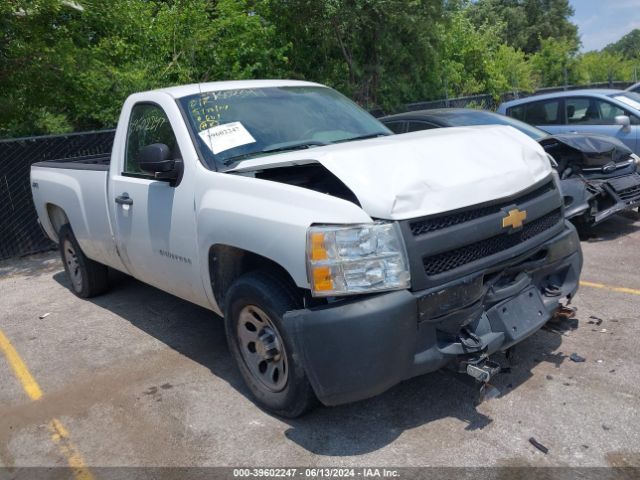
[208,245,302,310]
[46,204,69,241]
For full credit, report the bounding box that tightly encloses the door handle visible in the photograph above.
[115,194,133,206]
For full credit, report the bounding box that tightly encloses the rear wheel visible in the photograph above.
[224,271,316,418]
[58,224,109,298]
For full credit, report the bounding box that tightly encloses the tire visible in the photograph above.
[224,271,316,418]
[58,224,109,298]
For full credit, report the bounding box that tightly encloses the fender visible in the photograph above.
[194,167,372,314]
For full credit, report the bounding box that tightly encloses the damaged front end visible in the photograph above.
[540,134,640,225]
[283,176,582,406]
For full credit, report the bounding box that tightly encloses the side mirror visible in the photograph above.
[615,115,631,132]
[138,143,183,184]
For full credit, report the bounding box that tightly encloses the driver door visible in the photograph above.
[108,100,206,306]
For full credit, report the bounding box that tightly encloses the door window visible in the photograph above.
[508,99,562,125]
[125,104,178,174]
[384,121,406,134]
[565,97,626,125]
[407,121,438,132]
[565,98,589,123]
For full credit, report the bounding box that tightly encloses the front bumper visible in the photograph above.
[563,173,640,225]
[592,173,640,224]
[283,223,582,406]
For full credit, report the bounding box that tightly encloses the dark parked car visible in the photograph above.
[380,108,640,226]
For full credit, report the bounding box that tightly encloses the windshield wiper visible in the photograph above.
[223,141,328,166]
[261,141,328,154]
[333,132,391,144]
[221,151,265,165]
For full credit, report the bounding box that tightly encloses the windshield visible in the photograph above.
[439,110,548,140]
[613,92,640,111]
[179,86,390,169]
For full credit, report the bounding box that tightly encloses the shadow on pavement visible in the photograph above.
[0,250,59,279]
[53,269,568,456]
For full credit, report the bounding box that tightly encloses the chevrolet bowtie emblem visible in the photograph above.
[502,208,527,230]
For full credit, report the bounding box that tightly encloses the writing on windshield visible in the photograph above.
[179,86,389,169]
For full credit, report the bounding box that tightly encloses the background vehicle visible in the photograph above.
[381,108,640,227]
[626,82,640,94]
[497,90,640,154]
[31,81,582,417]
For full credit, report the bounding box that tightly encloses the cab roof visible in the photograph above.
[156,80,324,99]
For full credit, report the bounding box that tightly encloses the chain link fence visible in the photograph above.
[0,130,115,260]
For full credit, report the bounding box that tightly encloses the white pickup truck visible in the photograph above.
[31,80,582,417]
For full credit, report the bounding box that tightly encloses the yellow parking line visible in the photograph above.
[580,280,640,296]
[0,328,93,480]
[48,419,94,480]
[0,329,42,400]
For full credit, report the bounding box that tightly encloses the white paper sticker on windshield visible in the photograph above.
[198,122,256,154]
[615,95,640,111]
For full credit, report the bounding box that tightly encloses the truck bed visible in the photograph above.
[32,152,111,171]
[31,156,124,271]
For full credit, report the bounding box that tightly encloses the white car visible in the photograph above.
[31,80,582,416]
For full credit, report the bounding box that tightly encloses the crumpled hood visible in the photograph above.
[230,125,552,220]
[539,133,633,168]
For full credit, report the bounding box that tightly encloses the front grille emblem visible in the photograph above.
[502,208,527,230]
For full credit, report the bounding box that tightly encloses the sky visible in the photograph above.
[570,0,640,51]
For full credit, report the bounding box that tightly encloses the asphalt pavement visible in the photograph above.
[1,212,639,473]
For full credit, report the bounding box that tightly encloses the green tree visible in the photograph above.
[436,8,534,99]
[487,44,535,95]
[9,0,638,137]
[197,0,289,81]
[604,29,640,60]
[263,0,444,111]
[0,0,289,137]
[1,0,85,135]
[529,37,583,87]
[577,51,635,84]
[467,0,579,54]
[437,8,497,97]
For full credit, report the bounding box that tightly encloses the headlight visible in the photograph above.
[631,153,640,167]
[546,153,558,169]
[306,222,411,296]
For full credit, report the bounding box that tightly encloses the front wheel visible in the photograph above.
[224,271,316,418]
[58,224,109,298]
